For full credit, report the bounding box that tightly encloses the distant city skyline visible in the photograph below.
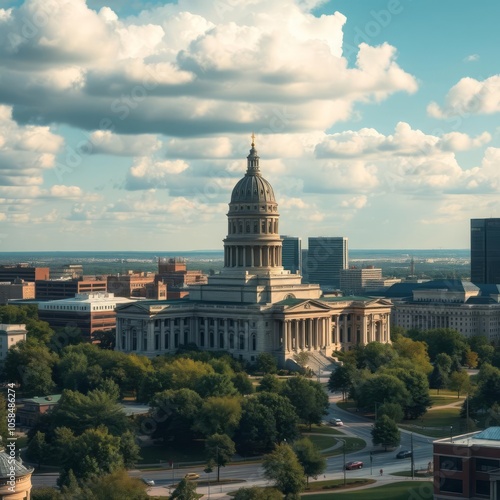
[1,1,500,251]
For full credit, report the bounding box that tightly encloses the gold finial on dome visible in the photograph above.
[251,132,255,147]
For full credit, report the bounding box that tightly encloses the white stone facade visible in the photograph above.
[115,141,392,365]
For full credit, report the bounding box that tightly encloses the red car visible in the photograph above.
[345,461,363,470]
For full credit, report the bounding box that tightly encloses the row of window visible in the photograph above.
[232,204,277,212]
[151,318,268,328]
[228,218,278,235]
[123,331,258,351]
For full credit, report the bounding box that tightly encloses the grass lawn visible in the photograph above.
[430,395,464,407]
[299,424,344,435]
[325,437,366,457]
[304,478,375,492]
[336,400,356,411]
[391,470,432,478]
[307,435,338,451]
[304,481,434,499]
[400,406,465,438]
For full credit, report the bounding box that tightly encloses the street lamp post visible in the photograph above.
[450,426,453,443]
[341,439,347,486]
[410,433,414,480]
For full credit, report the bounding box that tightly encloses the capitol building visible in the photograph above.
[115,140,392,367]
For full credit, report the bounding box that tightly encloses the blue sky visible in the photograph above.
[1,0,500,251]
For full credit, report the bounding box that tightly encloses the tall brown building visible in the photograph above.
[35,278,107,300]
[107,271,155,298]
[0,264,49,283]
[0,279,35,304]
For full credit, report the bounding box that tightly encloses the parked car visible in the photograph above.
[396,450,413,459]
[345,461,363,470]
[330,418,344,426]
[184,473,200,480]
[142,478,155,486]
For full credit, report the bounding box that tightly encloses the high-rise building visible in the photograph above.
[471,218,500,284]
[281,236,302,274]
[306,237,348,289]
[0,264,49,283]
[340,266,382,295]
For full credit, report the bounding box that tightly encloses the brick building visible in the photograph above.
[433,427,500,499]
[0,264,49,283]
[35,278,107,300]
[38,292,134,339]
[0,279,35,304]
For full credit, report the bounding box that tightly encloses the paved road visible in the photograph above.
[32,391,436,493]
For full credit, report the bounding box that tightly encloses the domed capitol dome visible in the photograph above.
[230,137,276,205]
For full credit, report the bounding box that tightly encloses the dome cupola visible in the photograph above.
[223,136,283,273]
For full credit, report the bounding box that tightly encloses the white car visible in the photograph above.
[142,478,155,486]
[330,418,344,426]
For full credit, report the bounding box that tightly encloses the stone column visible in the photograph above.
[245,320,249,351]
[300,319,305,350]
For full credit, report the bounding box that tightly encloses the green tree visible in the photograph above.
[354,374,409,412]
[371,415,400,451]
[429,364,448,394]
[119,431,141,468]
[31,487,63,499]
[377,402,404,423]
[57,426,124,484]
[194,373,237,398]
[409,329,468,362]
[206,433,236,482]
[4,341,58,396]
[327,364,355,400]
[358,342,397,372]
[77,470,148,500]
[448,370,471,398]
[49,389,130,437]
[262,443,306,495]
[58,352,90,392]
[254,392,299,443]
[233,398,277,455]
[392,337,433,374]
[477,344,495,366]
[293,437,326,485]
[0,394,8,443]
[435,353,452,374]
[232,372,255,395]
[233,487,282,500]
[281,377,328,429]
[383,368,431,420]
[464,350,479,369]
[149,388,202,444]
[194,396,242,437]
[170,478,197,500]
[27,431,47,469]
[257,374,282,393]
[255,353,278,374]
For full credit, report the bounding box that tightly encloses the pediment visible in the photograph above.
[116,302,167,314]
[277,298,333,312]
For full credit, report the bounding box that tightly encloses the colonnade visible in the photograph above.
[224,244,282,268]
[282,317,330,352]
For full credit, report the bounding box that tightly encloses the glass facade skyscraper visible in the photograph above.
[471,218,500,284]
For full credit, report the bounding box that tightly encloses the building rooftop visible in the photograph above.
[20,394,62,405]
[436,427,500,448]
[0,447,33,478]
